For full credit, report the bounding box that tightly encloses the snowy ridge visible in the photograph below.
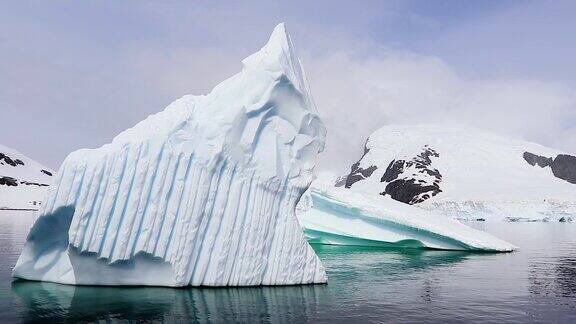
[0,144,53,210]
[13,23,327,286]
[298,180,516,251]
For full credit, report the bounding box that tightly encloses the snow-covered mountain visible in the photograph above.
[335,125,576,221]
[14,23,327,287]
[0,144,53,210]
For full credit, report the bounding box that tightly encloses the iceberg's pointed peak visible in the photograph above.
[241,23,309,96]
[243,23,292,67]
[266,22,291,51]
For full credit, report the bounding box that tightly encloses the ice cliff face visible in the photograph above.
[13,23,327,286]
[336,125,576,221]
[0,144,53,210]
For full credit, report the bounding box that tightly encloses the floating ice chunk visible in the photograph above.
[13,23,327,286]
[298,182,517,252]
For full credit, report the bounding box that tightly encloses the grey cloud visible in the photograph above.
[1,0,575,173]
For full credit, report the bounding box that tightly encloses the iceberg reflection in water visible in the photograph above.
[4,213,576,322]
[12,281,326,323]
[11,247,475,323]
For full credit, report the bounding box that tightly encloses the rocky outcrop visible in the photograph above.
[550,154,576,184]
[340,143,378,188]
[524,151,576,184]
[383,178,441,204]
[0,176,48,187]
[337,141,443,205]
[523,152,553,168]
[19,181,49,187]
[0,152,23,167]
[345,163,377,188]
[379,147,442,204]
[0,176,18,186]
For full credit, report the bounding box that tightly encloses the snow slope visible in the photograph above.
[337,125,576,221]
[297,179,516,251]
[13,23,327,286]
[0,144,53,210]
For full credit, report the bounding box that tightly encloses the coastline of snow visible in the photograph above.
[419,199,576,222]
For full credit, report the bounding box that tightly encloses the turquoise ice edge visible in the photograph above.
[304,228,507,252]
[299,189,517,252]
[305,228,427,249]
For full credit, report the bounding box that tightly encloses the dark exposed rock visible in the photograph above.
[415,147,439,164]
[523,152,553,168]
[380,146,442,205]
[41,169,53,176]
[343,142,378,188]
[382,178,441,204]
[551,154,576,184]
[381,148,440,184]
[345,164,377,188]
[0,176,18,186]
[14,159,24,166]
[338,140,443,206]
[20,181,49,187]
[0,153,17,167]
[524,151,576,184]
[423,168,442,179]
[381,160,404,182]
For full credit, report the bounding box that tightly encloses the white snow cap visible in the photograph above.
[0,144,53,210]
[13,23,328,287]
[242,23,314,105]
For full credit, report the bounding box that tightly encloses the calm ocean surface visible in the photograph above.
[0,211,575,323]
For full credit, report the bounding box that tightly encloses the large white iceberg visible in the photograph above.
[297,180,516,252]
[13,23,328,286]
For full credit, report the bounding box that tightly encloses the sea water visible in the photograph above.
[0,211,575,323]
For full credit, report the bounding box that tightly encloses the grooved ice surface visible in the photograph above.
[13,23,327,286]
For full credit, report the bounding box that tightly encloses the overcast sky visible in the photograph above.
[2,0,575,172]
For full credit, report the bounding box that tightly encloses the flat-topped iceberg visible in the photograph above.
[13,23,328,286]
[298,180,516,252]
